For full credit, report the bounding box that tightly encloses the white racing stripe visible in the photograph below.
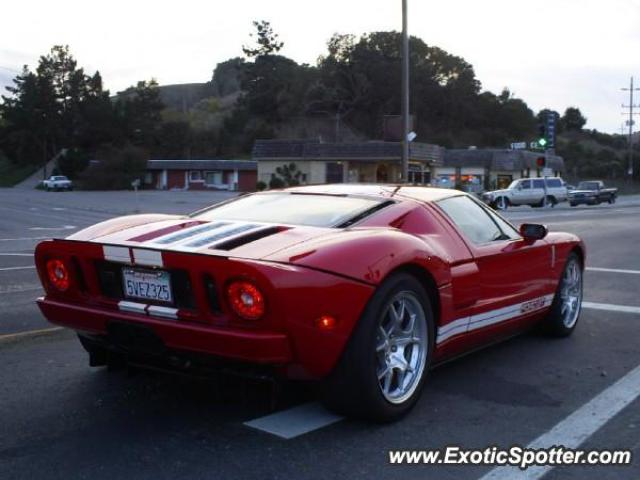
[582,301,640,315]
[103,246,131,264]
[480,362,640,480]
[118,300,147,314]
[117,300,178,320]
[586,267,640,275]
[132,249,163,267]
[437,295,554,344]
[147,305,178,319]
[244,402,343,439]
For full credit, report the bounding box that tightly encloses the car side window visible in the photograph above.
[547,179,561,188]
[532,179,545,189]
[483,208,521,240]
[437,196,506,244]
[520,180,531,189]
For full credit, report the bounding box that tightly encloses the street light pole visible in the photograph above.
[401,0,410,183]
[622,76,640,181]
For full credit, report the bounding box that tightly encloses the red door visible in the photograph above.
[433,195,553,348]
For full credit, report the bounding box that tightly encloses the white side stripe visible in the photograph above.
[103,246,131,264]
[132,249,163,267]
[437,294,554,345]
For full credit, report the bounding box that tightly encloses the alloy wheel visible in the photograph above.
[375,291,428,404]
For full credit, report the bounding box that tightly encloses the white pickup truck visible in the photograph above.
[481,177,568,210]
[42,175,73,191]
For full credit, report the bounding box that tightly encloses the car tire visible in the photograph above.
[494,197,509,210]
[321,273,434,422]
[542,252,583,337]
[569,202,577,207]
[608,196,616,204]
[546,196,557,207]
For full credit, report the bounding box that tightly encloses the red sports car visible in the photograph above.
[35,184,585,421]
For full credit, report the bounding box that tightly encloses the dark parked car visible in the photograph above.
[569,181,617,206]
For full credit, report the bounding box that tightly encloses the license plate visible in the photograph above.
[122,268,173,304]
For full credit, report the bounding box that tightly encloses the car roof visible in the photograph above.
[283,183,463,203]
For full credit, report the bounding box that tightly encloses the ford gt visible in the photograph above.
[34,184,585,421]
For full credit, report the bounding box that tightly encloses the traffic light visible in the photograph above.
[537,124,548,148]
[536,156,546,168]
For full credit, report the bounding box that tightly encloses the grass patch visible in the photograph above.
[0,157,39,187]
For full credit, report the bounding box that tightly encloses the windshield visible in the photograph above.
[192,192,386,227]
[507,180,520,189]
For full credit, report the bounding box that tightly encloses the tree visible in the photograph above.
[242,21,284,58]
[562,107,587,132]
[0,45,115,169]
[116,79,164,146]
[211,57,245,96]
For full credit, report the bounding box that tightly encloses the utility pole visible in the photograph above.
[621,76,640,181]
[401,0,410,183]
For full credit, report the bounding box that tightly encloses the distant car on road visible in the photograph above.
[569,181,617,207]
[42,175,73,191]
[482,177,568,210]
[34,184,585,421]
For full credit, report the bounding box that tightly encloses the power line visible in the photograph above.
[621,76,640,179]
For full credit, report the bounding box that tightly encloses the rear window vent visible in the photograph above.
[213,226,288,251]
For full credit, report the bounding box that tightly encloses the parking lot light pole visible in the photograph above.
[401,0,410,183]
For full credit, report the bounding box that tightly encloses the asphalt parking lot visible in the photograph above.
[1,188,640,480]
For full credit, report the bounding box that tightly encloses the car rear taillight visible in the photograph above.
[226,280,265,320]
[46,259,70,292]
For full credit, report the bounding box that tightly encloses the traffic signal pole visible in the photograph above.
[401,0,410,183]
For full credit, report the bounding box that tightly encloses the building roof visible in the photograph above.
[147,160,257,171]
[252,140,444,166]
[444,149,565,171]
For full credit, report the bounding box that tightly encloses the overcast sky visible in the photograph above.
[1,0,639,134]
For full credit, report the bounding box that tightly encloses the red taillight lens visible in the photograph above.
[46,259,70,292]
[227,281,265,320]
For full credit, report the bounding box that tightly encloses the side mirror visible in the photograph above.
[519,223,548,241]
[516,184,522,190]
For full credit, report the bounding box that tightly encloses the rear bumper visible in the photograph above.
[37,297,292,365]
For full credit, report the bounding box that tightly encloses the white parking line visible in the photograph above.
[582,301,640,315]
[0,327,63,343]
[244,402,343,439]
[0,253,33,257]
[0,266,36,272]
[480,362,640,480]
[586,267,640,275]
[0,236,51,242]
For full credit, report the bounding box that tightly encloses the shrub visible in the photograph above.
[256,180,267,191]
[78,145,148,190]
[268,175,285,189]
